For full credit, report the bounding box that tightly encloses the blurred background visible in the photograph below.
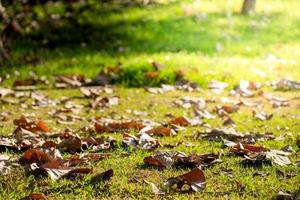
[0,0,300,87]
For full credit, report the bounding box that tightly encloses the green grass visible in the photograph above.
[0,87,299,199]
[1,0,300,87]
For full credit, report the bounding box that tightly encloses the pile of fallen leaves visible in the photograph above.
[0,76,300,199]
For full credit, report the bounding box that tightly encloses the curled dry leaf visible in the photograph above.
[208,80,228,94]
[81,136,115,151]
[13,116,49,133]
[80,87,113,99]
[230,80,261,97]
[231,143,269,155]
[19,147,107,180]
[13,77,47,87]
[145,83,199,94]
[230,143,292,166]
[85,74,114,86]
[194,109,215,119]
[144,150,222,169]
[55,74,86,88]
[272,79,300,90]
[165,167,206,192]
[223,139,237,147]
[0,138,19,151]
[197,128,275,144]
[90,96,119,108]
[65,153,111,167]
[123,133,161,150]
[144,150,187,168]
[237,98,262,107]
[0,126,47,151]
[280,145,295,153]
[169,116,202,127]
[21,148,92,180]
[253,110,273,121]
[85,65,121,86]
[260,92,290,108]
[30,163,91,180]
[160,84,176,92]
[215,105,240,115]
[145,87,166,94]
[30,92,57,108]
[265,150,292,166]
[58,136,115,153]
[276,191,292,200]
[174,97,206,109]
[144,180,165,195]
[21,193,47,200]
[175,79,200,92]
[145,126,176,137]
[95,120,144,133]
[197,128,244,142]
[0,87,14,98]
[90,169,114,184]
[175,153,222,169]
[243,152,268,165]
[0,154,10,162]
[20,148,58,166]
[0,154,12,174]
[58,137,82,153]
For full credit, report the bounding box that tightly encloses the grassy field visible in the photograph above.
[0,0,300,199]
[1,0,300,87]
[0,87,299,199]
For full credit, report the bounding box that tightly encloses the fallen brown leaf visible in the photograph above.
[90,169,114,184]
[145,126,176,136]
[95,120,144,133]
[253,110,273,121]
[165,167,206,192]
[21,193,47,200]
[123,133,161,150]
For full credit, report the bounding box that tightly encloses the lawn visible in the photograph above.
[0,0,300,199]
[1,0,300,87]
[0,86,299,199]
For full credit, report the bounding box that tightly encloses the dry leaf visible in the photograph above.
[95,120,144,133]
[144,180,165,195]
[144,150,221,169]
[21,193,47,200]
[145,126,176,136]
[123,133,161,150]
[165,167,206,192]
[90,169,114,184]
[169,116,202,127]
[253,110,273,121]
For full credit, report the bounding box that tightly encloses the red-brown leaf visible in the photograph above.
[146,127,175,136]
[21,193,47,200]
[20,148,56,166]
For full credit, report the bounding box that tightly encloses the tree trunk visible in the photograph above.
[241,0,256,15]
[0,3,9,61]
[0,39,10,61]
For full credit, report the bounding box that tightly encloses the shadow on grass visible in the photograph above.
[2,0,300,85]
[240,160,272,168]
